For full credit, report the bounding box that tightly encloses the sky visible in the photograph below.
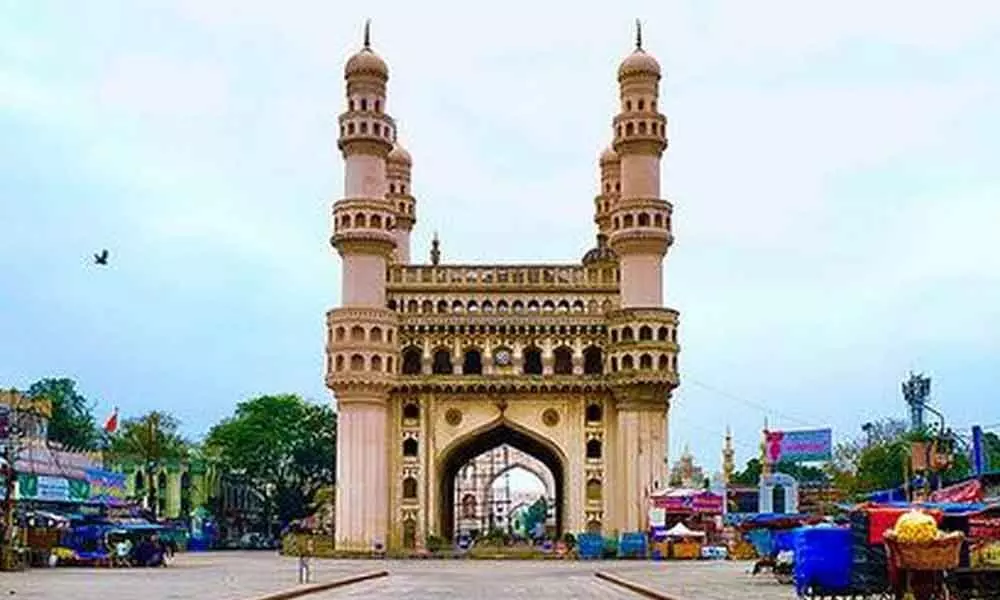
[1,1,999,474]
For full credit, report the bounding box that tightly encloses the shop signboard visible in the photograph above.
[16,473,89,502]
[85,469,127,505]
[764,428,832,463]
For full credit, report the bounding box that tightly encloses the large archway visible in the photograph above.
[438,421,565,541]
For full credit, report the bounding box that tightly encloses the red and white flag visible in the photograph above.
[104,407,119,434]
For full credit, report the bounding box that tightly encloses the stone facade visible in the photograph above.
[326,22,680,551]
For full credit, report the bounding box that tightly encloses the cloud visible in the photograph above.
[1,0,998,471]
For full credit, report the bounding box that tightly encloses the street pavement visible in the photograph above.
[2,552,797,600]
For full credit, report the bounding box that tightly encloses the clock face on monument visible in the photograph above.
[495,349,512,367]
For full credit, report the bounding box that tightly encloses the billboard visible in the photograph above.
[764,428,832,463]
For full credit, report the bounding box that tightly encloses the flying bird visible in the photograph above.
[93,249,109,265]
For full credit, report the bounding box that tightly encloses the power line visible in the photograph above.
[684,375,821,428]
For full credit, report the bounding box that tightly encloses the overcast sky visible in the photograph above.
[2,1,998,473]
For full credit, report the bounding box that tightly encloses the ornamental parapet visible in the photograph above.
[386,264,619,293]
[337,112,395,155]
[604,307,680,380]
[391,374,611,395]
[331,198,398,256]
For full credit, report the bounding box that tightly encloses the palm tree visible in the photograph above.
[107,411,188,520]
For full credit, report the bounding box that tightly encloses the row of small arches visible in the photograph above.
[347,96,382,113]
[388,298,614,315]
[601,181,621,195]
[611,210,671,231]
[402,346,605,375]
[609,353,677,372]
[388,183,409,196]
[340,119,394,141]
[331,353,394,373]
[331,325,396,344]
[623,97,656,113]
[611,325,677,344]
[335,211,395,231]
[400,323,607,336]
[617,120,665,139]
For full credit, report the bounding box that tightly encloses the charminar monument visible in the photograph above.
[326,21,680,551]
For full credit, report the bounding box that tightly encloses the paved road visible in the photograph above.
[320,561,639,599]
[3,552,797,600]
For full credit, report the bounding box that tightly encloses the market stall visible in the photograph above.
[662,522,706,559]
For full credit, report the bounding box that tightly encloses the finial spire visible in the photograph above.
[363,19,371,50]
[635,18,643,50]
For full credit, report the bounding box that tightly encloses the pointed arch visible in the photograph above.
[402,346,423,375]
[583,346,603,375]
[552,346,573,375]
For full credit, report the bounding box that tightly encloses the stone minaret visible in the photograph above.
[608,20,672,308]
[594,146,620,237]
[327,21,400,551]
[605,21,679,533]
[722,427,735,484]
[386,135,415,263]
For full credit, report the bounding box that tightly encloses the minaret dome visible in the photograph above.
[345,20,389,80]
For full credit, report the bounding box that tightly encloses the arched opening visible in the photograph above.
[156,472,168,516]
[622,355,634,370]
[658,354,669,370]
[639,325,653,341]
[522,346,543,375]
[370,355,383,371]
[350,326,365,341]
[180,471,192,516]
[439,422,565,541]
[772,485,786,514]
[586,439,602,459]
[406,299,418,313]
[436,300,448,313]
[432,349,453,374]
[657,326,669,341]
[552,346,573,375]
[402,477,418,500]
[639,354,653,369]
[334,326,345,341]
[583,346,603,375]
[402,403,420,421]
[402,347,422,375]
[622,326,634,341]
[335,355,345,371]
[402,438,418,457]
[350,354,365,371]
[462,348,483,375]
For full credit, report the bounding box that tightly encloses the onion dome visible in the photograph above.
[600,146,619,164]
[582,233,618,265]
[344,21,388,79]
[387,141,412,166]
[618,19,661,79]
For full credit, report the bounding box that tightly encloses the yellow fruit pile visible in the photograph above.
[893,510,940,543]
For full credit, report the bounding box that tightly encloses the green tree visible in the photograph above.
[25,378,99,450]
[204,394,336,527]
[983,432,1000,472]
[522,497,549,538]
[106,411,189,519]
[730,458,827,486]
